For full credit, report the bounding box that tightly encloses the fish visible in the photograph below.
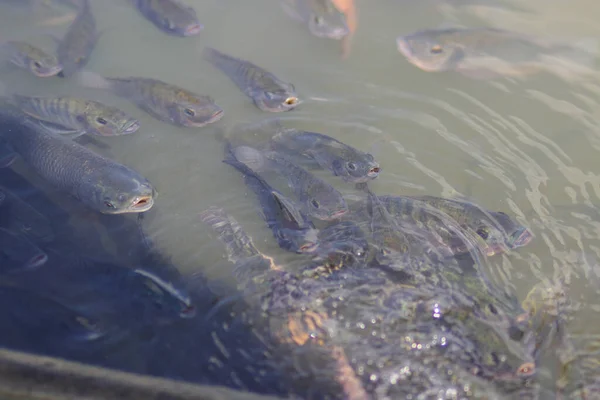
[1,41,62,77]
[280,0,349,40]
[396,27,599,80]
[56,0,98,78]
[408,195,533,255]
[11,94,140,137]
[268,122,380,183]
[0,184,55,242]
[223,141,319,254]
[0,105,156,214]
[0,227,48,272]
[77,72,224,128]
[204,47,300,112]
[231,145,348,221]
[131,0,202,37]
[0,137,17,167]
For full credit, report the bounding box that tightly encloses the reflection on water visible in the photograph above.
[1,0,600,398]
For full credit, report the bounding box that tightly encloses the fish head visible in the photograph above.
[256,89,301,112]
[156,7,203,37]
[305,186,348,221]
[396,30,466,72]
[490,211,533,249]
[278,227,320,254]
[82,167,156,214]
[307,8,350,40]
[171,96,224,127]
[80,105,140,136]
[0,228,48,271]
[133,269,196,319]
[332,153,381,183]
[28,54,63,78]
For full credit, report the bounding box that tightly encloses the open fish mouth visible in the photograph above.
[367,165,381,178]
[509,227,533,248]
[298,242,319,254]
[183,23,203,37]
[26,253,48,269]
[123,120,141,134]
[34,65,63,78]
[129,195,154,212]
[327,209,348,220]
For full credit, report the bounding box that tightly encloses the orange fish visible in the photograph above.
[331,0,357,58]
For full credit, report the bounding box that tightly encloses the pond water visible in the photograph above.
[1,0,600,398]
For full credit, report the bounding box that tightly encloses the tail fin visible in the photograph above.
[200,207,259,263]
[75,70,112,90]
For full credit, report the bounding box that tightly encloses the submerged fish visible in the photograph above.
[1,41,62,77]
[231,145,348,221]
[56,0,98,78]
[0,227,48,272]
[0,106,155,214]
[269,123,380,183]
[409,195,533,254]
[11,94,140,137]
[0,184,55,242]
[224,141,319,254]
[281,0,349,40]
[396,27,599,80]
[0,137,17,167]
[77,72,223,127]
[131,0,202,37]
[204,47,300,112]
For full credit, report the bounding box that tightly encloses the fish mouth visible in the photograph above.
[188,108,224,127]
[123,120,141,134]
[298,242,319,254]
[26,253,48,269]
[35,65,63,78]
[129,195,154,212]
[179,304,196,319]
[183,23,203,36]
[367,165,381,178]
[327,209,348,220]
[282,97,301,110]
[509,227,533,248]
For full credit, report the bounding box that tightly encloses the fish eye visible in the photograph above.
[96,117,107,125]
[487,303,498,315]
[516,362,535,377]
[313,15,323,26]
[284,97,298,106]
[104,201,114,209]
[311,199,320,209]
[184,108,195,117]
[476,227,489,240]
[347,162,357,171]
[430,45,443,54]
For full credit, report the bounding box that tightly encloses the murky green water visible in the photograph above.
[2,0,600,396]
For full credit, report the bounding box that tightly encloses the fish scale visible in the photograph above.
[57,0,97,78]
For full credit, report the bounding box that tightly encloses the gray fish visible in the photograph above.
[0,138,17,167]
[396,27,598,80]
[280,0,349,40]
[223,141,319,254]
[131,0,202,37]
[231,145,348,221]
[0,105,156,214]
[204,47,300,112]
[269,122,380,183]
[1,41,62,77]
[77,72,223,128]
[11,94,140,137]
[0,227,48,272]
[0,185,55,242]
[56,0,98,78]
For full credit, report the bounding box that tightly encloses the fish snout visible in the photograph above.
[183,23,203,37]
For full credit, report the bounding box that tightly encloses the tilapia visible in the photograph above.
[396,27,599,80]
[408,195,533,255]
[0,227,48,272]
[232,145,348,221]
[11,94,140,137]
[1,41,62,77]
[280,0,349,40]
[0,105,156,214]
[131,0,202,37]
[56,0,98,78]
[224,141,319,254]
[204,47,300,112]
[0,184,55,242]
[268,123,380,183]
[77,72,223,127]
